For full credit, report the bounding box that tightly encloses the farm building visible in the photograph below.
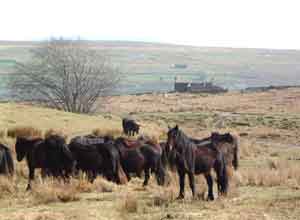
[174,81,227,94]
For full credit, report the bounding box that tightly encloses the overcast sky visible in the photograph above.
[1,0,300,49]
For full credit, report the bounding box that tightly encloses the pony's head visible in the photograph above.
[166,125,179,152]
[15,137,29,161]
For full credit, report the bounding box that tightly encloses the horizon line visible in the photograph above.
[0,39,300,51]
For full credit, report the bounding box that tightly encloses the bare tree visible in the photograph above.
[9,38,120,113]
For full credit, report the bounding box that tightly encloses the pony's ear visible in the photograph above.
[175,125,178,130]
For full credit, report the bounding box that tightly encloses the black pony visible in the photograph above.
[68,136,124,184]
[15,135,75,190]
[122,118,140,136]
[166,125,228,200]
[114,137,165,186]
[0,143,14,175]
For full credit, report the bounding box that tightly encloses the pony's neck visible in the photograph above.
[175,130,189,149]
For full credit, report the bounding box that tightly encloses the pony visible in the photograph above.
[166,125,228,200]
[210,132,239,170]
[0,143,14,175]
[122,118,140,136]
[190,132,239,170]
[68,136,126,184]
[114,137,165,186]
[15,135,75,190]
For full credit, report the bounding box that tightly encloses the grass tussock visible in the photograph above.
[152,187,176,207]
[234,160,300,187]
[32,179,80,204]
[92,128,123,138]
[0,176,15,197]
[74,176,115,193]
[121,194,138,213]
[7,126,42,138]
[0,130,5,138]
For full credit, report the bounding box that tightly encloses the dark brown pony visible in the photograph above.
[210,132,239,170]
[15,135,75,190]
[114,137,165,186]
[166,125,228,200]
[191,132,239,170]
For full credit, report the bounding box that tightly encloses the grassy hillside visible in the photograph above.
[0,102,165,141]
[1,89,300,219]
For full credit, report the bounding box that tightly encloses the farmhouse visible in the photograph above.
[174,81,228,94]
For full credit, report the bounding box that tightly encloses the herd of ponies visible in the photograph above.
[0,121,239,201]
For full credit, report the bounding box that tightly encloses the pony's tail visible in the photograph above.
[232,138,239,170]
[116,160,128,185]
[155,157,166,185]
[215,152,228,195]
[5,149,14,175]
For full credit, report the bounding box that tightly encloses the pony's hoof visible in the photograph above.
[176,195,184,200]
[207,196,214,201]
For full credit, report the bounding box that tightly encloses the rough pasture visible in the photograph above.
[1,89,300,219]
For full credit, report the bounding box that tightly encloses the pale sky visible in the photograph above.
[1,0,300,49]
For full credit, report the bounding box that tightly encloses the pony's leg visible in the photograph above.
[188,172,196,198]
[177,171,185,199]
[204,173,214,201]
[126,172,131,182]
[27,166,35,191]
[143,167,150,186]
[87,171,96,183]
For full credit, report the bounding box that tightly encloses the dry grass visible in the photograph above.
[1,90,300,220]
[0,129,5,138]
[0,176,15,197]
[32,179,80,204]
[232,160,300,188]
[121,194,138,213]
[92,127,123,138]
[7,126,43,138]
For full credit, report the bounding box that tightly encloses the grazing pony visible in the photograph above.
[0,143,14,175]
[68,136,125,184]
[114,137,165,186]
[15,135,75,190]
[166,125,228,200]
[122,118,140,136]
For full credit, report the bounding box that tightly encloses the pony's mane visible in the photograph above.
[174,128,196,150]
[17,136,43,144]
[215,132,235,143]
